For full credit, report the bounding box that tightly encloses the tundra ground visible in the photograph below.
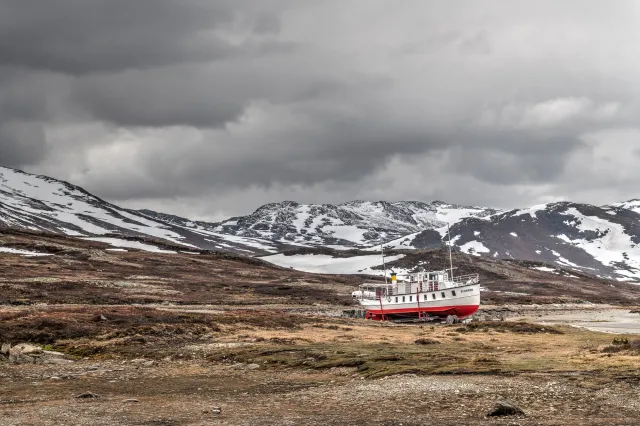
[2,305,640,425]
[1,230,640,425]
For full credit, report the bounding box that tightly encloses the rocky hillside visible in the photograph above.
[387,202,640,282]
[146,198,640,282]
[142,200,500,247]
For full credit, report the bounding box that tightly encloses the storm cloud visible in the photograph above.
[2,1,640,220]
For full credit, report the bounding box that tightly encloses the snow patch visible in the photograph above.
[82,237,177,253]
[262,253,405,275]
[557,208,640,276]
[532,266,556,272]
[459,241,490,256]
[512,204,547,219]
[0,247,53,257]
[324,225,368,243]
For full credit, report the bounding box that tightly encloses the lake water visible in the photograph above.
[513,308,640,334]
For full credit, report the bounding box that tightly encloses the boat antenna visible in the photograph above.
[447,222,454,281]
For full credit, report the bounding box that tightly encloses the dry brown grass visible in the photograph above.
[5,305,634,383]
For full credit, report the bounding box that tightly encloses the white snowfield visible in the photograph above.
[555,208,640,279]
[262,253,405,275]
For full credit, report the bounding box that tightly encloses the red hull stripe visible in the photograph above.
[366,304,479,318]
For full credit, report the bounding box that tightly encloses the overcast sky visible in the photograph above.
[2,1,640,220]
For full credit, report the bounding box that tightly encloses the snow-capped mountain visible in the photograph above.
[3,164,640,282]
[0,166,283,255]
[144,199,640,281]
[391,202,640,282]
[608,199,640,214]
[148,200,499,247]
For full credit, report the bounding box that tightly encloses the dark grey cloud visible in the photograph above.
[0,0,289,74]
[2,0,640,219]
[0,121,48,167]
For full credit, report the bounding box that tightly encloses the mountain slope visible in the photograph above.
[395,202,640,281]
[0,166,283,255]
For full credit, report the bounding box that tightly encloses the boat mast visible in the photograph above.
[381,234,387,284]
[447,223,454,281]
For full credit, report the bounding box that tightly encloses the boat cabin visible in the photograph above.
[353,269,479,300]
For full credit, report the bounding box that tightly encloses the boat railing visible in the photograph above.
[449,273,480,286]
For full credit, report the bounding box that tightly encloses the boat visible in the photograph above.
[352,225,480,322]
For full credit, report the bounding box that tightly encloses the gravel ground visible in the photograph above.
[2,358,640,425]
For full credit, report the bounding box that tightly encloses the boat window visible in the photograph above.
[441,292,446,298]
[402,296,405,302]
[432,294,436,300]
[395,297,398,303]
[451,290,456,296]
[423,294,427,301]
[409,296,412,302]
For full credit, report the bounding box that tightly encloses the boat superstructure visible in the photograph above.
[352,270,480,321]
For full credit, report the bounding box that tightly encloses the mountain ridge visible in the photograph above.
[2,164,640,282]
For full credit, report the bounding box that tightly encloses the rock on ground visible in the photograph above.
[487,399,526,417]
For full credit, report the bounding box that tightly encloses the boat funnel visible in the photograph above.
[391,272,397,284]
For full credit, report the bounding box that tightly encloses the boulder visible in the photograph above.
[9,343,42,357]
[8,346,22,359]
[16,354,37,364]
[1,343,10,355]
[488,400,525,417]
[6,344,70,364]
[7,344,45,363]
[19,344,43,356]
[76,392,99,399]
